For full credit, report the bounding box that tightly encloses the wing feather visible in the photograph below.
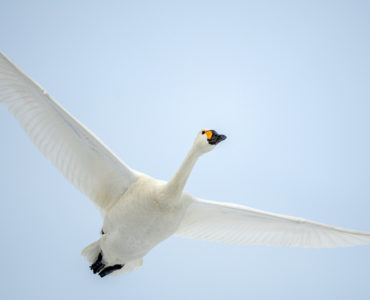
[176,195,370,248]
[0,51,138,211]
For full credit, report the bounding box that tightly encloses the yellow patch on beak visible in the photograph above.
[205,130,213,139]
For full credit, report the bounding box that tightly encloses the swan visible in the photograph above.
[1,51,370,277]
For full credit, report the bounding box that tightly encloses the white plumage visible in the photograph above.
[1,51,370,277]
[176,195,370,247]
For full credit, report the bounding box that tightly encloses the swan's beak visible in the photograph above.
[207,130,227,145]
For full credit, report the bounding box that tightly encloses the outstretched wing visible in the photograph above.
[0,51,138,212]
[175,194,370,247]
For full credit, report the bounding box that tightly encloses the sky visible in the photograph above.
[0,0,370,299]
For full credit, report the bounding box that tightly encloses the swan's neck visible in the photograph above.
[165,146,200,199]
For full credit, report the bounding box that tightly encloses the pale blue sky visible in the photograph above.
[1,1,370,299]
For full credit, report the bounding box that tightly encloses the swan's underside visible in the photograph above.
[1,50,370,277]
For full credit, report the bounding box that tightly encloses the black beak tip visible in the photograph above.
[219,134,227,141]
[208,131,227,145]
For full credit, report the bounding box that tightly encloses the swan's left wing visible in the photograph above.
[0,51,138,212]
[175,194,370,247]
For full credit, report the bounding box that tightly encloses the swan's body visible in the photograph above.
[98,176,190,269]
[1,50,370,277]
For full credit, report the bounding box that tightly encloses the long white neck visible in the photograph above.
[164,145,200,199]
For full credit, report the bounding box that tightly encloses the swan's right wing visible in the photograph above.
[175,194,370,247]
[0,51,138,212]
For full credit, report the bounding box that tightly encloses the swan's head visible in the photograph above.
[194,129,227,153]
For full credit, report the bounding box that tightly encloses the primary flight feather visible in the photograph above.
[1,51,370,277]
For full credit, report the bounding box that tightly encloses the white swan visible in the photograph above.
[1,51,370,277]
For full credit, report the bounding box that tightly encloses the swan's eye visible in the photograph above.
[202,130,205,135]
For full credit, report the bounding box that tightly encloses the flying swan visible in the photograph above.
[1,51,370,277]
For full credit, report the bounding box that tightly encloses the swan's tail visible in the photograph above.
[81,240,101,264]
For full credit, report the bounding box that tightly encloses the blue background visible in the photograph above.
[1,1,370,299]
